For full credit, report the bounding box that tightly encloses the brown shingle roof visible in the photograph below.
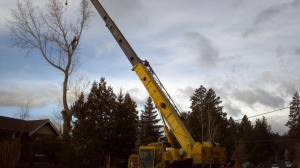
[0,116,49,133]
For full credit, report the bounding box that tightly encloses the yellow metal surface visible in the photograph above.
[132,63,194,157]
[192,143,227,165]
[128,154,139,168]
[132,63,227,166]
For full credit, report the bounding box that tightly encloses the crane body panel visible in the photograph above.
[132,63,195,155]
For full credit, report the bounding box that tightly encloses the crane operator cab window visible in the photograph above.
[139,149,154,167]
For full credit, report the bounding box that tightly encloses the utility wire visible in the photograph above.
[234,107,289,121]
[235,139,299,143]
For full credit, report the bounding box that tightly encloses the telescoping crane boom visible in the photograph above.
[90,0,227,167]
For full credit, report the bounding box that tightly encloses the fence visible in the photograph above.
[0,138,20,168]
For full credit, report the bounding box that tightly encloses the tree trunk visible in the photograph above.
[62,71,72,136]
[61,109,72,137]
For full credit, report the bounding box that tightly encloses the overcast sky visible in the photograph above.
[1,0,299,135]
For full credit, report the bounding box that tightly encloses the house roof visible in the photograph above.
[0,116,62,138]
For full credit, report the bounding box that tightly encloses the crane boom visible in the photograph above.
[90,0,141,67]
[91,0,227,167]
[91,0,195,148]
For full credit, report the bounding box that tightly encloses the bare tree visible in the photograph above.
[232,140,248,163]
[49,71,91,135]
[68,71,91,103]
[206,109,222,143]
[52,100,64,134]
[7,0,92,136]
[14,97,33,120]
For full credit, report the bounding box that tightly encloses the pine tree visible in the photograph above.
[188,85,207,142]
[250,117,273,165]
[238,115,253,141]
[204,88,228,143]
[224,117,239,160]
[71,92,104,167]
[140,96,163,145]
[180,111,191,121]
[86,78,116,155]
[233,115,253,162]
[71,78,116,167]
[188,85,227,143]
[272,133,288,160]
[110,90,139,160]
[285,91,300,161]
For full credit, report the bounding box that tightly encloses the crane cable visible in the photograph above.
[234,106,289,121]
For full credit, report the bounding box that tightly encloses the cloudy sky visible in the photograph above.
[1,0,299,135]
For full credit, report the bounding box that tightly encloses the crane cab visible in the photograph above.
[128,142,171,168]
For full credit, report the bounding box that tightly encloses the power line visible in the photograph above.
[234,107,289,121]
[235,139,299,143]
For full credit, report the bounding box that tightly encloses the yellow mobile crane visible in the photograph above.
[90,0,227,167]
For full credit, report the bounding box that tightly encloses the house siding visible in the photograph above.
[34,123,57,136]
[0,116,62,166]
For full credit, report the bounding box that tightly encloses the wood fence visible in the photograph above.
[0,138,20,168]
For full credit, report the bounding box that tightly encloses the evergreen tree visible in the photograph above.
[71,92,103,167]
[189,85,207,142]
[285,91,300,161]
[225,117,239,160]
[71,78,117,167]
[181,111,191,121]
[86,78,116,153]
[205,88,228,144]
[272,133,288,160]
[250,117,273,164]
[188,85,227,143]
[140,96,163,145]
[72,78,139,167]
[238,115,253,142]
[233,115,253,162]
[110,90,139,160]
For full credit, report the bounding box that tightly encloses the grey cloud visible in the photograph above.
[185,31,220,68]
[242,0,300,38]
[295,47,300,55]
[276,81,299,98]
[232,89,257,105]
[178,86,195,99]
[254,71,276,85]
[254,5,283,26]
[266,115,289,135]
[225,60,250,74]
[232,88,284,108]
[127,87,148,108]
[0,86,28,107]
[101,0,142,18]
[224,103,242,117]
[256,89,284,107]
[276,44,284,58]
[242,28,258,38]
[0,85,60,108]
[221,55,245,74]
[231,0,246,8]
[100,0,146,27]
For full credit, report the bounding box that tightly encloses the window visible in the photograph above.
[139,149,154,167]
[157,150,162,163]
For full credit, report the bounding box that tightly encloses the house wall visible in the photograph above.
[34,123,58,136]
[19,134,31,163]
